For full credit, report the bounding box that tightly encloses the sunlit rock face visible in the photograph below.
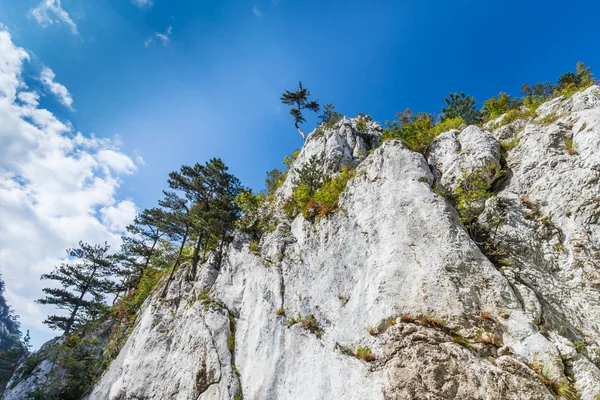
[12,89,600,400]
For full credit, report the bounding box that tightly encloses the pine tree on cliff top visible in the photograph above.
[280,81,320,140]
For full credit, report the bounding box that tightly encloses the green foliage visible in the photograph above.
[235,191,276,241]
[164,158,242,275]
[577,61,596,87]
[441,92,485,125]
[319,103,342,127]
[382,109,436,154]
[280,81,320,140]
[287,155,324,217]
[292,155,322,194]
[116,208,167,294]
[337,344,375,362]
[37,242,117,335]
[57,336,103,399]
[555,61,596,97]
[285,313,322,339]
[521,82,555,99]
[104,266,166,361]
[355,119,367,133]
[305,166,356,219]
[264,169,286,196]
[26,336,104,400]
[565,136,577,155]
[499,108,535,126]
[500,136,520,158]
[431,116,464,135]
[301,314,322,339]
[454,165,503,233]
[539,113,559,126]
[228,314,236,352]
[355,345,375,362]
[483,92,520,120]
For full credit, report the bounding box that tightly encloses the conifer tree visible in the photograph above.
[0,277,27,392]
[117,207,167,293]
[37,242,117,336]
[441,92,484,125]
[280,81,320,140]
[319,103,337,124]
[160,158,242,295]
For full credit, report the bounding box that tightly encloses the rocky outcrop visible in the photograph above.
[13,89,600,399]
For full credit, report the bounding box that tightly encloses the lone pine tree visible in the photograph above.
[37,242,117,336]
[280,81,320,140]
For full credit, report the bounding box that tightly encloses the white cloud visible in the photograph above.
[155,26,172,46]
[0,28,138,347]
[252,6,262,18]
[146,25,172,47]
[29,0,78,35]
[131,0,153,8]
[101,200,138,232]
[40,67,74,110]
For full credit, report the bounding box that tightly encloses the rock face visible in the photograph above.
[15,90,600,399]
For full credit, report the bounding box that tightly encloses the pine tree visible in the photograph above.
[0,277,26,392]
[160,159,242,296]
[37,242,117,336]
[292,155,323,194]
[116,207,167,294]
[441,92,484,125]
[318,103,337,124]
[280,81,320,140]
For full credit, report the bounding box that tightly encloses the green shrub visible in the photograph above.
[337,344,375,362]
[264,168,286,196]
[555,61,596,97]
[355,119,367,133]
[521,95,547,113]
[483,92,520,120]
[454,165,503,233]
[500,136,520,157]
[521,82,555,99]
[248,241,260,255]
[499,108,535,126]
[565,136,577,155]
[306,166,356,219]
[301,314,322,339]
[324,112,343,129]
[432,116,464,135]
[441,92,486,125]
[355,345,375,362]
[288,159,355,221]
[235,191,276,240]
[383,109,436,154]
[539,113,559,126]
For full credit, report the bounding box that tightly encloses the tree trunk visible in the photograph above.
[294,122,306,140]
[190,233,204,280]
[160,226,189,299]
[64,265,97,336]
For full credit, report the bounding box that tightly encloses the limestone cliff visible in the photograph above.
[8,88,600,400]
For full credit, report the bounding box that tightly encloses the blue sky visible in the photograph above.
[1,0,600,348]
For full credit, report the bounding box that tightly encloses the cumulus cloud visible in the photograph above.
[101,200,138,232]
[40,67,74,110]
[0,28,138,347]
[131,0,153,8]
[29,0,78,35]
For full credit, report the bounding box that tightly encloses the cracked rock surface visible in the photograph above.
[10,90,600,400]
